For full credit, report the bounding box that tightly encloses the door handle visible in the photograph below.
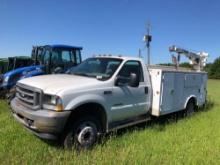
[145,87,148,94]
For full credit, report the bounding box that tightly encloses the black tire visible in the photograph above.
[63,116,101,150]
[185,100,195,117]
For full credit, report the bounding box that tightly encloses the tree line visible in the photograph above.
[205,57,220,79]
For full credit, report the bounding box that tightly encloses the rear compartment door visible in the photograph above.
[173,73,184,109]
[160,72,175,113]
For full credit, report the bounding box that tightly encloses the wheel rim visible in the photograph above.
[75,122,97,148]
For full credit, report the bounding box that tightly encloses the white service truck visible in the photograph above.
[10,50,207,149]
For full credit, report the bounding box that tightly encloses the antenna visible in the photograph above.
[138,48,141,58]
[143,22,152,65]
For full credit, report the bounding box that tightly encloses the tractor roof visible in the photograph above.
[45,44,82,50]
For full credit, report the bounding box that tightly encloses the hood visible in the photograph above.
[4,65,43,77]
[18,74,102,94]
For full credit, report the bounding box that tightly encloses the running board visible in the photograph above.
[108,113,151,131]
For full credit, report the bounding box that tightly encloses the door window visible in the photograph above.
[62,51,71,62]
[51,50,72,63]
[118,61,144,82]
[71,50,81,64]
[43,50,50,64]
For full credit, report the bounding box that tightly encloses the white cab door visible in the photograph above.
[110,60,149,122]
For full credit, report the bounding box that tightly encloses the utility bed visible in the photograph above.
[148,66,207,116]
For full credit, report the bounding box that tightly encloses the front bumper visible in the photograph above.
[11,98,71,140]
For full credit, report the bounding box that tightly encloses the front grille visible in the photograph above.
[16,83,42,109]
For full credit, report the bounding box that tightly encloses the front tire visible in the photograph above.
[63,116,101,150]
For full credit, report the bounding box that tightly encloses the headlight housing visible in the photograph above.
[3,76,9,85]
[43,94,64,112]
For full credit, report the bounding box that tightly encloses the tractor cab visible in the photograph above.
[0,44,82,98]
[33,45,82,74]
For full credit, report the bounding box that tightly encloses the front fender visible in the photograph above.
[65,94,107,112]
[5,65,45,89]
[22,67,45,78]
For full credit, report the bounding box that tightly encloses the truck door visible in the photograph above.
[110,60,149,122]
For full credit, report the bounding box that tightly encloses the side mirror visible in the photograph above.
[115,73,139,87]
[129,73,139,87]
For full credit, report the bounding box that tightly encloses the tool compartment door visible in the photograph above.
[173,73,184,109]
[160,72,175,113]
[160,72,185,114]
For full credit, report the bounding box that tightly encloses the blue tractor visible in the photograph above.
[0,45,82,98]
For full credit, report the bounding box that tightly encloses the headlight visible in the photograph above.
[43,94,64,112]
[3,76,9,84]
[22,70,28,75]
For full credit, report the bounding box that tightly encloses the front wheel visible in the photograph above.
[63,116,101,150]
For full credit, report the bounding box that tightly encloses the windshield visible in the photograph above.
[68,57,122,80]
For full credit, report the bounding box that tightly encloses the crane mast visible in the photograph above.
[169,45,208,71]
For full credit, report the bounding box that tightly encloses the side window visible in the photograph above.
[118,61,144,82]
[71,51,76,64]
[51,51,59,63]
[43,50,50,64]
[75,50,81,64]
[71,50,81,65]
[61,51,71,62]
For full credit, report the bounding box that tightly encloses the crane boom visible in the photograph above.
[169,45,208,71]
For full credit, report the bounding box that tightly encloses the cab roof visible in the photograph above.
[93,55,142,61]
[45,44,82,50]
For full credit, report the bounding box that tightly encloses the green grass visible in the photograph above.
[0,79,220,164]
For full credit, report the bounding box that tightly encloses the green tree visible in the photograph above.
[209,57,220,79]
[179,62,191,68]
[204,63,212,73]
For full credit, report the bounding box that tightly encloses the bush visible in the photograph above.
[209,57,220,79]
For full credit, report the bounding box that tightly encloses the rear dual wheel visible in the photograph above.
[185,100,196,116]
